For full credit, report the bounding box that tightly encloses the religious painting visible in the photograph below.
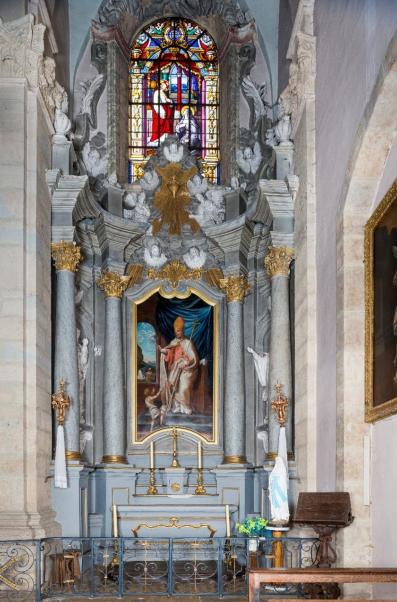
[132,288,218,443]
[365,180,397,422]
[128,18,219,183]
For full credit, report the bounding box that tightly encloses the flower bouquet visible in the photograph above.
[236,516,268,537]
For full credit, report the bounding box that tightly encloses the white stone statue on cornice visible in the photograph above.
[163,140,184,163]
[194,188,225,226]
[144,239,167,268]
[124,190,150,222]
[53,93,71,140]
[274,113,293,147]
[187,174,209,197]
[138,169,160,192]
[183,246,206,269]
[82,141,108,177]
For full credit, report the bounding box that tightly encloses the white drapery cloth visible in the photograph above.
[247,347,269,400]
[269,426,289,523]
[54,424,68,488]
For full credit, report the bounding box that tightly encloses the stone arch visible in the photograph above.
[336,32,397,566]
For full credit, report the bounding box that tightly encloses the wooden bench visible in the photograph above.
[248,567,397,602]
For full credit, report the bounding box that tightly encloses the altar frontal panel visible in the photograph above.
[132,288,218,443]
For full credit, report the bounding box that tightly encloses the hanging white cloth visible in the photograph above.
[247,347,269,400]
[269,426,289,523]
[54,424,68,488]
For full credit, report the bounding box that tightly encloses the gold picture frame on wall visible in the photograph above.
[131,285,219,444]
[365,179,397,422]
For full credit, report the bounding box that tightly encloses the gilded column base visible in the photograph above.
[102,455,127,464]
[65,450,81,461]
[266,452,295,461]
[223,455,247,464]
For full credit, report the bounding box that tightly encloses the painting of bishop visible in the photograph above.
[134,291,215,442]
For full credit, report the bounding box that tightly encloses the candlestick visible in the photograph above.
[112,504,118,538]
[171,426,180,468]
[225,504,231,538]
[197,441,202,469]
[150,441,154,469]
[195,467,206,495]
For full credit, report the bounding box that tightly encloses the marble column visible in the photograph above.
[52,241,82,459]
[97,271,130,464]
[220,275,251,464]
[264,246,294,456]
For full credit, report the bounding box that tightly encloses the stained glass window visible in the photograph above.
[128,18,219,183]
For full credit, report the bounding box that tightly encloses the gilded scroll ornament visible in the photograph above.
[97,270,130,298]
[51,241,82,272]
[219,274,251,303]
[132,516,216,538]
[126,263,144,287]
[204,267,224,289]
[264,246,294,278]
[152,163,200,235]
[147,259,202,289]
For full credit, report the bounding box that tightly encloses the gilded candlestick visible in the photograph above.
[171,426,181,468]
[147,468,158,495]
[195,467,206,495]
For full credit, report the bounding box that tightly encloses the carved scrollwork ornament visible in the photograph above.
[264,247,294,278]
[97,270,130,298]
[148,260,202,289]
[219,274,251,303]
[51,241,82,272]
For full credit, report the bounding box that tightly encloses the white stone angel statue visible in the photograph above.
[144,240,167,268]
[187,174,209,197]
[124,191,150,222]
[236,142,262,175]
[138,169,160,192]
[183,246,206,269]
[194,189,225,226]
[82,142,108,177]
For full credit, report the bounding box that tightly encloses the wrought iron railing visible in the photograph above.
[0,536,320,600]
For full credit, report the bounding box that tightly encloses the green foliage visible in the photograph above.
[236,516,268,536]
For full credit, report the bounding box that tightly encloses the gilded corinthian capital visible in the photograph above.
[219,274,251,303]
[264,246,294,278]
[97,270,130,299]
[51,241,82,272]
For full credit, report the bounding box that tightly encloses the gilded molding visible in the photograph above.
[131,516,216,538]
[148,259,202,289]
[102,454,127,464]
[219,275,250,303]
[51,241,82,272]
[65,450,81,461]
[264,246,294,278]
[97,271,130,299]
[222,455,247,464]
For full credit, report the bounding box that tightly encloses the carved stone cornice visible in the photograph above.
[148,260,202,289]
[264,246,294,278]
[51,241,82,272]
[97,270,130,298]
[219,274,251,303]
[0,14,45,86]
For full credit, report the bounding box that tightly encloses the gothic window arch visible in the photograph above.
[128,18,219,183]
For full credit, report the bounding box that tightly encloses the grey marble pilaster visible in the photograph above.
[54,269,80,455]
[103,296,126,462]
[224,300,246,462]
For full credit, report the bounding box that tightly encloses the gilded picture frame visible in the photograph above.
[131,285,219,444]
[365,179,397,422]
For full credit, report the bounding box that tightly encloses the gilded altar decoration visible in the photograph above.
[127,263,144,287]
[152,163,200,235]
[365,179,397,422]
[148,259,202,289]
[51,379,70,425]
[132,287,218,444]
[219,274,251,303]
[204,267,224,290]
[264,246,294,278]
[97,270,130,298]
[51,241,82,272]
[271,383,288,426]
[132,516,216,538]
